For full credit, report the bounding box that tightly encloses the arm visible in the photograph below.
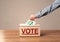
[36,0,60,18]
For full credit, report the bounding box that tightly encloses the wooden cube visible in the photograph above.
[19,24,40,36]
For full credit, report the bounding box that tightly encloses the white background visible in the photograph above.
[0,0,60,30]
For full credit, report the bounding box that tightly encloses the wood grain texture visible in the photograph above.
[0,30,60,42]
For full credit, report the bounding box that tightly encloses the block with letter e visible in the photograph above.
[19,24,40,36]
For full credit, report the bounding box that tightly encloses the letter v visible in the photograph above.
[21,28,25,34]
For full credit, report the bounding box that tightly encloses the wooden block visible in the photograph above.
[19,24,40,36]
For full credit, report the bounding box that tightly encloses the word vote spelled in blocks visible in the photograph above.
[19,24,40,36]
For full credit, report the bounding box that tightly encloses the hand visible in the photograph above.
[30,15,36,20]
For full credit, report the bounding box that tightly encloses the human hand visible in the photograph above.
[30,15,36,20]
